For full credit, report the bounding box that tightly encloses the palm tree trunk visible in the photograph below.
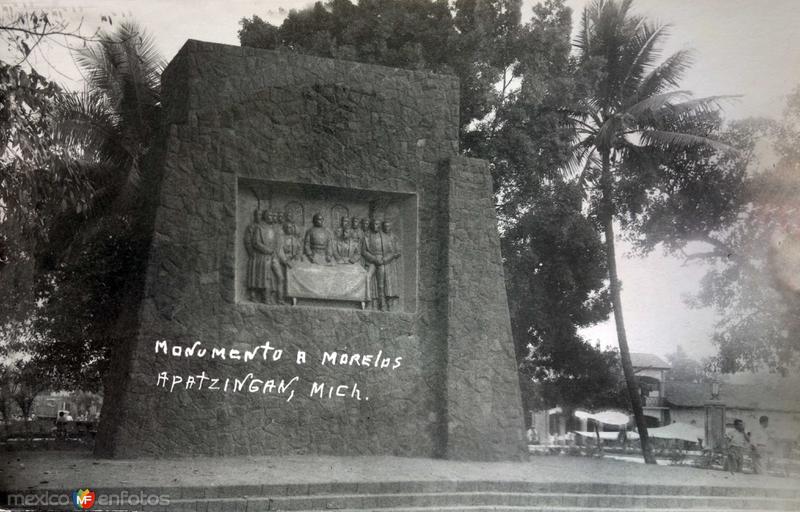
[600,150,656,464]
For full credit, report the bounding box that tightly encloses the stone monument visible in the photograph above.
[95,40,525,460]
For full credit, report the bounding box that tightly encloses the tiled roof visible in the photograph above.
[630,352,671,369]
[664,381,800,412]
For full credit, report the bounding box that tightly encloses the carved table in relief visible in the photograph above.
[286,261,368,308]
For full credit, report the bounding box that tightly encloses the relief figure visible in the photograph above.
[333,216,361,264]
[304,213,333,264]
[248,210,282,303]
[278,222,302,304]
[361,218,402,311]
[244,209,262,302]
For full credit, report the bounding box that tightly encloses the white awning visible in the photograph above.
[574,409,630,426]
[647,422,704,442]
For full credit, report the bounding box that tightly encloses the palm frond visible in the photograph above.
[639,129,738,154]
[667,95,741,117]
[575,4,595,53]
[74,44,126,109]
[635,49,694,99]
[75,21,164,143]
[578,150,601,189]
[563,139,596,179]
[53,91,123,166]
[632,95,740,129]
[624,90,691,117]
[617,0,635,20]
[620,22,670,98]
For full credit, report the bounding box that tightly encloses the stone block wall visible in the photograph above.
[443,157,526,460]
[95,40,524,460]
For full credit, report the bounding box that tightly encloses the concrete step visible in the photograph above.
[259,509,790,512]
[187,481,800,500]
[157,491,800,512]
[11,480,799,501]
[6,481,800,511]
[263,509,790,512]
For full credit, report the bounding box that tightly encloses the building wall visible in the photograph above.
[671,407,800,442]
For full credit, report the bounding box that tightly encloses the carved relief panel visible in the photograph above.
[237,178,417,313]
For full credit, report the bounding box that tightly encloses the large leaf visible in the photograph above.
[639,129,738,154]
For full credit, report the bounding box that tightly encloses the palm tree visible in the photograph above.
[32,21,165,391]
[57,20,164,215]
[567,0,733,463]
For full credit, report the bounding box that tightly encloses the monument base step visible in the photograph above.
[6,482,800,511]
[162,492,800,511]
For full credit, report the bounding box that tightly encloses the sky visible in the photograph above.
[3,0,800,362]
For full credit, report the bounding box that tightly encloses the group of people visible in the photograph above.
[244,209,299,305]
[726,415,773,474]
[244,209,401,310]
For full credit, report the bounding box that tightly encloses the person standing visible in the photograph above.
[380,220,401,310]
[727,419,750,473]
[278,223,302,304]
[361,219,382,309]
[361,219,401,311]
[250,210,281,303]
[244,209,261,302]
[350,217,363,245]
[750,415,772,475]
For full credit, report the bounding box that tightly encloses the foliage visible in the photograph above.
[238,0,614,413]
[27,22,165,392]
[0,10,118,330]
[521,345,626,415]
[565,0,733,463]
[629,88,800,373]
[0,21,163,392]
[476,0,578,219]
[504,182,621,410]
[34,216,148,391]
[0,64,93,290]
[1,9,117,66]
[0,317,49,421]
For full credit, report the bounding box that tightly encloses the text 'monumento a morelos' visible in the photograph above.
[96,41,525,460]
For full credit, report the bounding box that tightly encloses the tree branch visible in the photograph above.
[682,250,724,264]
[0,25,91,39]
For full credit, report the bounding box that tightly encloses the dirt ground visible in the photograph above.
[2,450,798,492]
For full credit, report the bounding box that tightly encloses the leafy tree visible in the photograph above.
[0,10,118,328]
[238,0,616,415]
[28,22,165,391]
[566,0,732,463]
[0,65,92,300]
[0,10,107,66]
[505,182,621,412]
[0,21,163,392]
[0,317,49,441]
[630,89,800,373]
